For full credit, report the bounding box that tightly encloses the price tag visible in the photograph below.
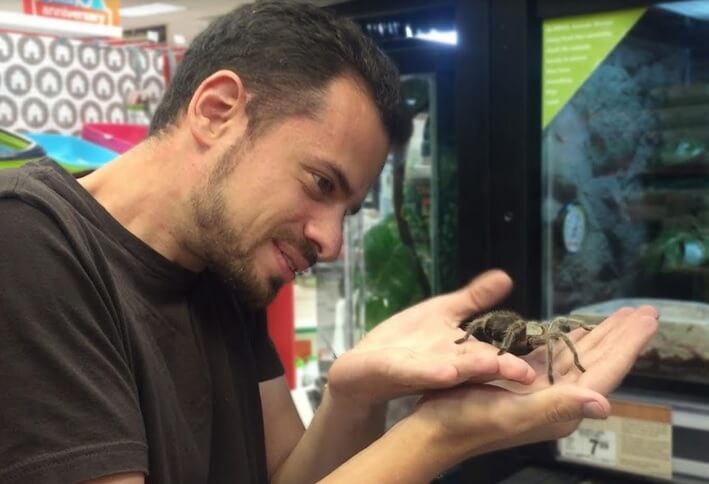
[559,427,617,466]
[557,399,672,480]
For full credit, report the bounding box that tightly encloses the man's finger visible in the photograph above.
[439,269,513,321]
[571,306,636,345]
[576,305,658,349]
[579,315,658,394]
[510,384,610,432]
[553,306,649,368]
[552,307,657,377]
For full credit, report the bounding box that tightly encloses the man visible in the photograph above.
[0,1,658,483]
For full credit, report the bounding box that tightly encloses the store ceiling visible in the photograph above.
[0,0,342,44]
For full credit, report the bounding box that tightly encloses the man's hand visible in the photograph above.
[327,270,535,409]
[409,305,659,460]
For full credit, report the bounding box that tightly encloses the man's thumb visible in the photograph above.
[445,269,513,320]
[523,384,610,429]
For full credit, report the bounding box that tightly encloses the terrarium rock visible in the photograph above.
[543,103,592,192]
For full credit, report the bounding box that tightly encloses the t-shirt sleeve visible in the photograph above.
[250,309,285,382]
[0,200,148,483]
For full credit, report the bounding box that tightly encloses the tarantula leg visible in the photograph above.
[455,312,496,344]
[557,333,586,373]
[552,316,597,332]
[496,320,527,355]
[529,335,556,384]
[454,324,476,344]
[546,340,555,384]
[454,323,474,344]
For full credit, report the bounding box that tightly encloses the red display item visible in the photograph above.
[266,282,296,389]
[81,123,148,154]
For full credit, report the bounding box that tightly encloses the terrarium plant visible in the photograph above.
[641,221,709,273]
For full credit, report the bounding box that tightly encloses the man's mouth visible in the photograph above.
[282,250,297,274]
[273,241,312,280]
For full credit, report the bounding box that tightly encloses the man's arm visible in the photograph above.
[319,300,657,483]
[0,200,148,483]
[260,376,306,477]
[317,381,614,484]
[259,271,534,483]
[260,376,386,484]
[260,273,657,483]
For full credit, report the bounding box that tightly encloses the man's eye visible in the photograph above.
[313,174,334,195]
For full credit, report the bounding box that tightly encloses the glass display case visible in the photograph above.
[331,5,463,427]
[346,72,456,335]
[290,0,484,426]
[474,1,709,482]
[541,2,709,387]
[334,1,461,344]
[479,0,709,392]
[331,70,459,426]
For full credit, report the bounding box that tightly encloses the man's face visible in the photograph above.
[190,77,390,307]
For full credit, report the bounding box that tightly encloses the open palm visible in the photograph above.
[411,305,659,459]
[327,270,536,406]
[494,304,658,394]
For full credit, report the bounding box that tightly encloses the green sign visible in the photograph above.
[542,8,646,128]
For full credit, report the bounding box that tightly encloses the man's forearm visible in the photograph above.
[271,387,386,484]
[317,410,462,484]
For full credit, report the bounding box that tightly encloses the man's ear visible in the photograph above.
[187,70,248,147]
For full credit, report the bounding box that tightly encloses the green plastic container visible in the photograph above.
[0,129,46,169]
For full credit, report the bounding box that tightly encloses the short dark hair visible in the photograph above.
[149,0,412,149]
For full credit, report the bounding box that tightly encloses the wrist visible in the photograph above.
[387,412,465,477]
[323,384,387,422]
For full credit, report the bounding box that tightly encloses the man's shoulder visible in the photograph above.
[0,159,73,210]
[0,161,93,252]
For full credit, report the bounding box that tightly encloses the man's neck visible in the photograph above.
[78,138,205,272]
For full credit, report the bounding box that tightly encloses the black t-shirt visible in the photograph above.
[0,160,283,483]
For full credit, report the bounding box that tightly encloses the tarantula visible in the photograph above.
[455,310,597,384]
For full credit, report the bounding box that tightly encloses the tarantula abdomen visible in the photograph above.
[456,310,531,354]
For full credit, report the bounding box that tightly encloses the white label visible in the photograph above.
[557,400,673,480]
[559,427,617,466]
[562,203,586,253]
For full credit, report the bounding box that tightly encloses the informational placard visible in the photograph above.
[542,8,645,128]
[558,399,673,481]
[23,0,121,26]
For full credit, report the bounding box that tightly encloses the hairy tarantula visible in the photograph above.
[455,310,597,384]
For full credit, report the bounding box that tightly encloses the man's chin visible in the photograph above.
[234,275,284,309]
[263,276,285,305]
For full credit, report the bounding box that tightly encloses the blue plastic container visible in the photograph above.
[24,133,118,171]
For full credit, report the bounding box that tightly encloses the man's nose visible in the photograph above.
[304,213,344,262]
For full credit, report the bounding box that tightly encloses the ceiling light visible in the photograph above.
[120,3,185,18]
[407,29,458,46]
[657,1,709,20]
